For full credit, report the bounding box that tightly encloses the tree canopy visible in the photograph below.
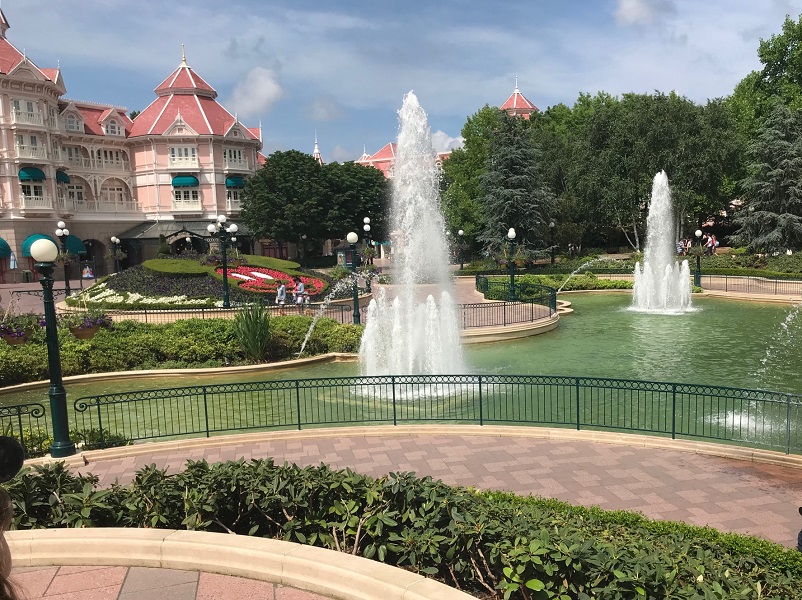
[241,151,390,254]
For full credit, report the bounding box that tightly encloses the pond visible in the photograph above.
[2,293,800,408]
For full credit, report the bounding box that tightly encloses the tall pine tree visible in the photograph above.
[478,111,554,254]
[731,102,802,252]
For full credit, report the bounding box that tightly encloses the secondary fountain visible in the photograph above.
[359,92,466,375]
[631,171,692,313]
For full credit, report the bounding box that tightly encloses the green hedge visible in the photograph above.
[241,254,300,270]
[5,460,800,599]
[141,259,211,277]
[0,317,362,387]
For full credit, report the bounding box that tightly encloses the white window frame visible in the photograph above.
[106,120,121,136]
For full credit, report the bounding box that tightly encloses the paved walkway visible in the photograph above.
[64,430,802,547]
[12,565,327,600]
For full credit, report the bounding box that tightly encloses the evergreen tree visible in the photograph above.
[731,103,802,252]
[478,111,554,254]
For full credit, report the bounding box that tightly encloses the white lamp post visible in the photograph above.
[55,220,71,295]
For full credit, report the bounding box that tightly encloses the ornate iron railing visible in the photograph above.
[51,374,801,454]
[475,276,557,313]
[0,402,49,457]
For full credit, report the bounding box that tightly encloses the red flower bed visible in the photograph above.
[216,266,326,296]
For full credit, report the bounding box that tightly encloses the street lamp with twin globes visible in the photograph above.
[30,237,76,458]
[55,221,71,296]
[507,227,517,301]
[346,231,361,325]
[207,215,238,308]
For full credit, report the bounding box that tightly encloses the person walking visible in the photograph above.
[275,281,286,315]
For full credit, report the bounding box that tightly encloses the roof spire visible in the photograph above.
[313,131,323,165]
[514,73,519,92]
[180,44,187,66]
[0,6,9,39]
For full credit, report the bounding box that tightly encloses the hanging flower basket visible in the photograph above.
[0,334,27,346]
[69,325,100,340]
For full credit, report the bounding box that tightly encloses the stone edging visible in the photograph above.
[7,528,473,600]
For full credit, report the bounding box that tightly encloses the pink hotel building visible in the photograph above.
[0,8,540,282]
[0,11,263,282]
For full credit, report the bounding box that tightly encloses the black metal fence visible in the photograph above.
[4,374,797,456]
[475,276,558,312]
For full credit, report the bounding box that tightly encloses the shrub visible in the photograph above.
[4,460,801,598]
[142,259,211,277]
[233,304,272,362]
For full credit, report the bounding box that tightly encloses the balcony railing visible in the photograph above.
[85,198,138,212]
[224,158,249,170]
[171,198,202,212]
[19,194,53,210]
[12,111,45,126]
[97,158,131,171]
[15,145,48,160]
[168,156,199,169]
[66,156,93,169]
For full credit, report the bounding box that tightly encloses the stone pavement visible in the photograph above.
[72,430,802,547]
[12,565,327,600]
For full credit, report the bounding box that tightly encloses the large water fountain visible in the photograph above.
[631,171,692,313]
[359,92,466,375]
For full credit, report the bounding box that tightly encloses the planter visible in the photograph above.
[69,325,100,340]
[0,334,27,346]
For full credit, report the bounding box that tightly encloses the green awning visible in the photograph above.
[18,167,45,182]
[225,175,245,188]
[21,234,55,257]
[0,237,10,259]
[64,234,87,255]
[56,170,71,184]
[172,175,199,188]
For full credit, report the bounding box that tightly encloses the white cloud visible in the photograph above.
[309,97,344,122]
[431,131,464,153]
[615,0,676,25]
[225,67,284,119]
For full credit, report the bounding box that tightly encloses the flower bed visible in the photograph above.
[219,266,327,297]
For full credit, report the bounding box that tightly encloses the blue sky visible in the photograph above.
[5,0,802,162]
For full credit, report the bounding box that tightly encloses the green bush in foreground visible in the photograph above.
[4,461,800,599]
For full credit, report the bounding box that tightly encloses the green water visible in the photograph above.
[4,294,800,407]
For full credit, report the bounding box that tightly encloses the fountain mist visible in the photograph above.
[631,171,692,313]
[359,92,466,375]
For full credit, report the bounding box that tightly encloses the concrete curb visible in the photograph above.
[24,424,802,472]
[6,528,474,600]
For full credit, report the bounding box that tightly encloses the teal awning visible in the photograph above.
[19,167,45,182]
[56,170,71,184]
[21,234,55,257]
[0,237,10,259]
[64,234,87,255]
[225,175,245,188]
[172,175,199,188]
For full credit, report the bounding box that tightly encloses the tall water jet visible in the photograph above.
[631,171,692,313]
[359,92,466,375]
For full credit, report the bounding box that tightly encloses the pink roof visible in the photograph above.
[246,127,261,141]
[155,64,216,98]
[70,104,132,137]
[40,68,60,83]
[256,152,266,166]
[500,86,539,118]
[131,60,260,139]
[370,143,396,161]
[0,37,23,74]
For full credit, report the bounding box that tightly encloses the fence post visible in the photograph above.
[786,394,792,455]
[478,375,483,425]
[671,383,677,440]
[775,278,779,295]
[575,378,581,430]
[503,302,507,327]
[203,386,210,437]
[295,380,302,430]
[94,398,105,448]
[392,376,397,426]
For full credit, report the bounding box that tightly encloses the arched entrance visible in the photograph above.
[82,239,107,277]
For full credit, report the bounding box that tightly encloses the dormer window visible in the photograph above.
[65,114,82,132]
[106,120,121,136]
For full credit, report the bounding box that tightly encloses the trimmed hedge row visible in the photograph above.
[5,460,801,599]
[0,316,362,387]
